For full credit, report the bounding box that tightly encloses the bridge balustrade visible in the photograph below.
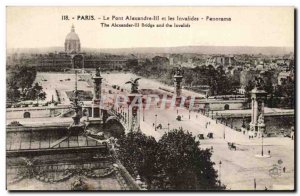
[108,108,130,132]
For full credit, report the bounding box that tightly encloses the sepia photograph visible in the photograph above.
[5,6,295,191]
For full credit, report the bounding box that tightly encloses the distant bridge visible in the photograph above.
[209,109,294,119]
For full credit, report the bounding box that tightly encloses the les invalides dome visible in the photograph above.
[64,25,81,53]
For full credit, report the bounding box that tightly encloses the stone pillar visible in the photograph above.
[173,66,184,105]
[125,78,142,131]
[92,68,103,118]
[249,86,266,138]
[127,94,142,132]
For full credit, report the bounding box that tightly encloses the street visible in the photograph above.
[138,107,294,190]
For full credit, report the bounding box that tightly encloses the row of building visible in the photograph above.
[7,25,137,71]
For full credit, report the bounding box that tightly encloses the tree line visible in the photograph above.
[7,65,46,104]
[245,75,294,109]
[130,57,238,96]
[117,128,225,190]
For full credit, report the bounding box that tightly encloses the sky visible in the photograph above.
[6,6,294,49]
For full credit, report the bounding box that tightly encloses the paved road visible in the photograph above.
[139,107,294,190]
[100,72,295,190]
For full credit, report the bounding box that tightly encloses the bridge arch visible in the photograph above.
[105,116,119,124]
[224,104,229,110]
[23,112,31,118]
[104,116,125,138]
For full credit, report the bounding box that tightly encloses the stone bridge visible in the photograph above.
[208,108,294,119]
[106,107,138,134]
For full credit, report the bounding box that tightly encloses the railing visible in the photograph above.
[107,108,130,133]
[6,132,106,152]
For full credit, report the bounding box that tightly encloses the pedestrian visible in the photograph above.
[196,115,198,119]
[153,123,155,127]
[283,167,286,173]
[268,150,271,156]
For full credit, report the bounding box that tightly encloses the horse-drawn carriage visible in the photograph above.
[198,134,204,140]
[207,132,213,139]
[227,142,237,151]
[197,133,213,140]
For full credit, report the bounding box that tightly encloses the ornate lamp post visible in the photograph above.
[135,175,143,187]
[72,70,82,125]
[261,134,264,157]
[143,107,145,122]
[223,125,226,139]
[219,161,222,186]
[127,107,130,127]
[154,114,158,131]
[167,123,170,131]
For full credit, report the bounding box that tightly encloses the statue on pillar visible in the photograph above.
[173,66,184,98]
[174,66,184,76]
[257,113,264,124]
[91,67,103,118]
[249,75,267,138]
[96,67,101,77]
[125,78,141,94]
[92,67,103,99]
[254,76,264,90]
[125,78,142,132]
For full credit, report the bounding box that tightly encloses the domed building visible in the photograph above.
[65,25,81,53]
[20,24,135,72]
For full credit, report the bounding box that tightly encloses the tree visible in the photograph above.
[152,56,169,66]
[118,129,225,190]
[15,66,37,90]
[245,75,295,109]
[244,79,255,104]
[117,131,158,186]
[6,66,38,103]
[155,128,224,190]
[279,76,295,109]
[24,83,45,101]
[6,87,20,102]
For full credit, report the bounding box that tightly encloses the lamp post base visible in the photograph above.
[255,154,271,158]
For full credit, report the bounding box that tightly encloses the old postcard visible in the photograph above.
[6,6,295,191]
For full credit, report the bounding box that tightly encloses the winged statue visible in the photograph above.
[125,78,141,93]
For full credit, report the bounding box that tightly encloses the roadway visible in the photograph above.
[139,107,294,190]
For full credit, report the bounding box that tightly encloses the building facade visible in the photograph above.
[6,25,137,72]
